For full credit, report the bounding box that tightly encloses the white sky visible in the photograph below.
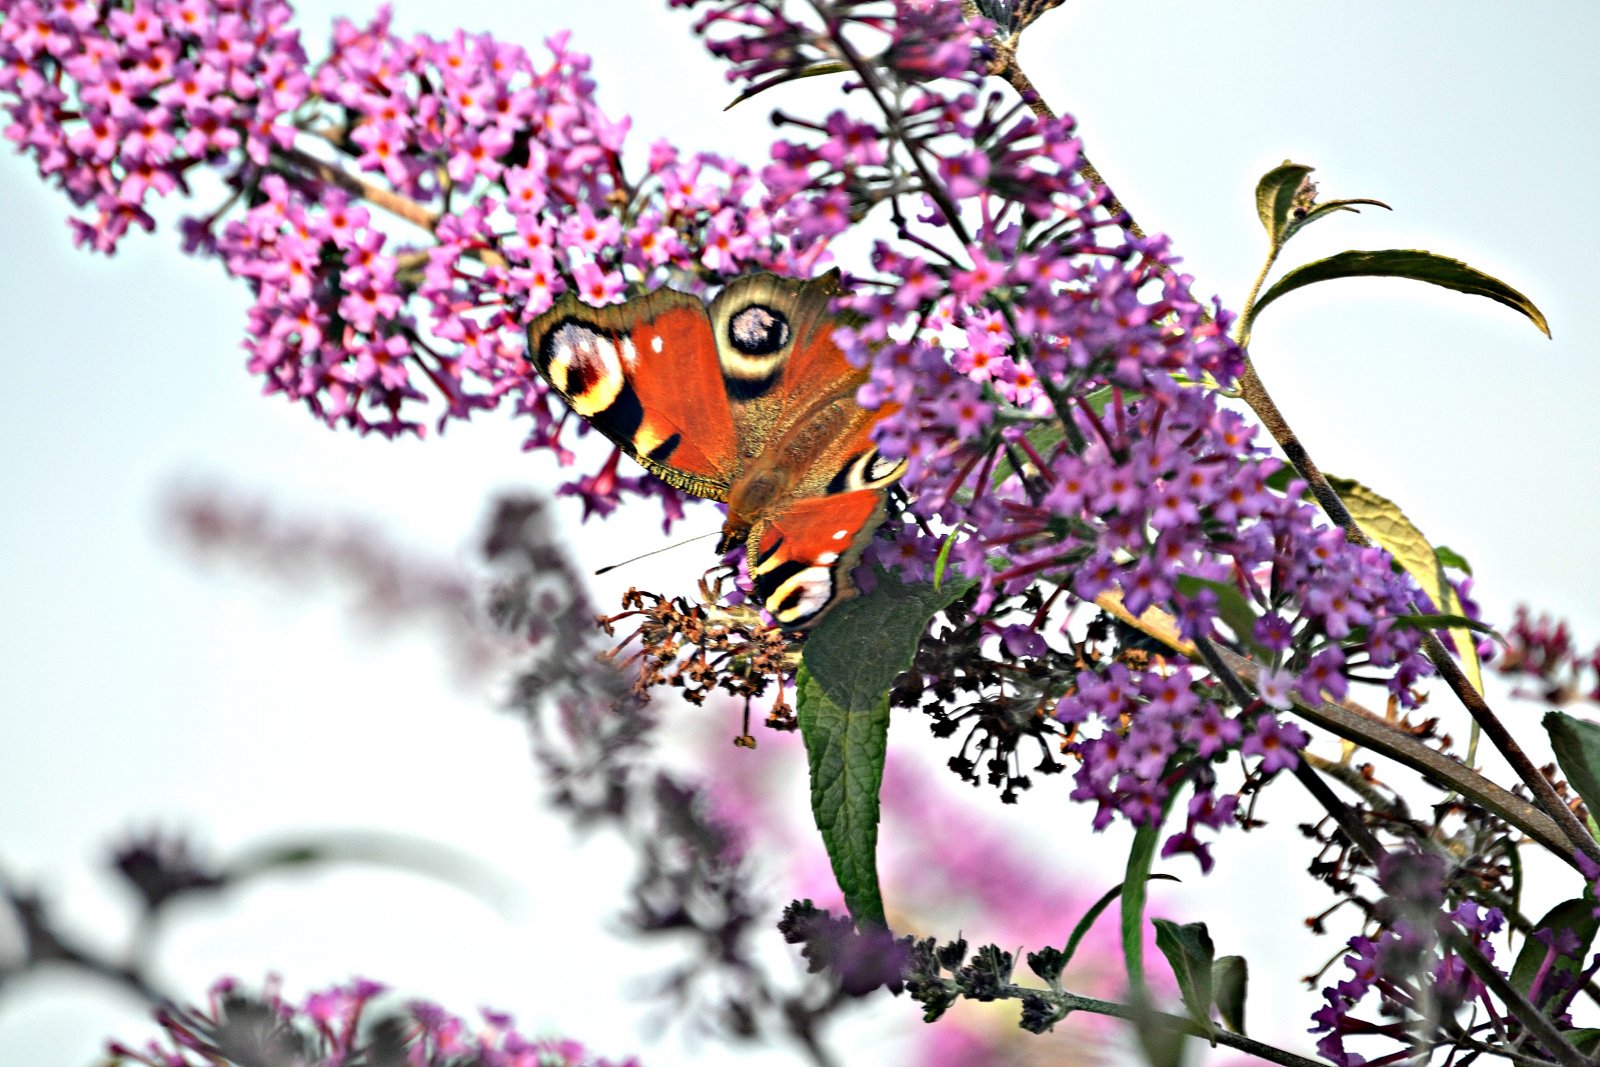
[3,3,1598,1065]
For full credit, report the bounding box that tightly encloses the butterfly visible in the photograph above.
[527,270,905,630]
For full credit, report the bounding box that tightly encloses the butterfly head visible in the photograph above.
[715,517,749,558]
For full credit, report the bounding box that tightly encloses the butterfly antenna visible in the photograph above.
[594,531,722,576]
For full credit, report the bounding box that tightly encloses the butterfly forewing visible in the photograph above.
[707,272,867,445]
[528,288,738,500]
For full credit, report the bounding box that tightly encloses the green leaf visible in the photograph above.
[1153,919,1217,1041]
[1082,383,1117,417]
[1060,874,1179,972]
[796,663,891,930]
[804,568,972,708]
[1121,781,1186,1002]
[1254,161,1314,250]
[1175,575,1263,657]
[1212,955,1248,1035]
[1505,840,1525,949]
[1123,822,1160,998]
[723,60,850,110]
[991,420,1068,488]
[797,570,973,929]
[1568,1029,1600,1056]
[1393,613,1494,635]
[1545,712,1600,836]
[932,529,958,590]
[1263,466,1301,495]
[1285,197,1391,239]
[1328,476,1486,698]
[1510,896,1599,997]
[1251,249,1551,337]
[1433,545,1473,575]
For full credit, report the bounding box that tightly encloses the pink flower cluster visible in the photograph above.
[0,1,788,469]
[1489,606,1600,705]
[2,0,309,252]
[108,976,640,1067]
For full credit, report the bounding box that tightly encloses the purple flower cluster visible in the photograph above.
[1310,901,1506,1067]
[216,11,644,438]
[670,0,1435,858]
[1,0,310,252]
[1,2,788,486]
[108,976,640,1067]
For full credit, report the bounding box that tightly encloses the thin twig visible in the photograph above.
[276,143,439,232]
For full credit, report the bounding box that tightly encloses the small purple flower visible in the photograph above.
[1256,667,1296,710]
[1241,712,1306,775]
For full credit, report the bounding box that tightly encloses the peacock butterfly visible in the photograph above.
[527,270,905,629]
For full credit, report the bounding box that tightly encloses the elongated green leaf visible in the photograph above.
[1175,575,1263,657]
[1286,197,1391,239]
[991,420,1068,488]
[1154,919,1217,1040]
[1434,545,1473,575]
[1252,249,1550,337]
[1545,711,1600,833]
[724,60,850,110]
[1393,613,1495,635]
[1123,822,1160,998]
[1213,955,1248,1034]
[796,663,890,929]
[1082,383,1117,416]
[1503,837,1525,950]
[798,571,973,929]
[932,529,958,590]
[1254,162,1314,249]
[1057,874,1179,973]
[1121,781,1186,1001]
[1263,466,1301,495]
[1568,1030,1600,1056]
[1328,476,1485,697]
[1510,897,1599,997]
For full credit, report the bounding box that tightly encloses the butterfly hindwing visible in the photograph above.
[528,287,738,500]
[750,488,889,629]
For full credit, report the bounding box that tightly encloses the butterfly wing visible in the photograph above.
[708,269,904,489]
[704,273,907,628]
[749,488,891,629]
[527,287,739,501]
[705,271,864,449]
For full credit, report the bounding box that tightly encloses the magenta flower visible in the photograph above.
[1241,713,1307,775]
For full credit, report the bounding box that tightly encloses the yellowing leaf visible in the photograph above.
[1328,476,1483,696]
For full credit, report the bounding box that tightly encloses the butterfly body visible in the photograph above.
[528,271,903,629]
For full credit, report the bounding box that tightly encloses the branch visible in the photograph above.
[275,142,440,233]
[1044,987,1329,1067]
[1095,592,1578,869]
